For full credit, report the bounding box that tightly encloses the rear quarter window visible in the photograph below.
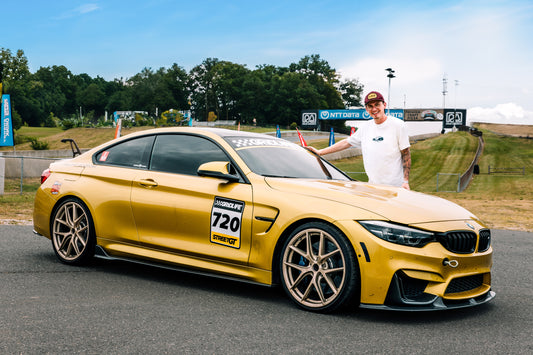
[95,135,154,169]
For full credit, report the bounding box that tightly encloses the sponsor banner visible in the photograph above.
[320,109,369,120]
[303,107,465,125]
[387,109,404,120]
[301,110,319,129]
[1,95,14,147]
[404,109,444,121]
[443,109,467,128]
[319,109,404,120]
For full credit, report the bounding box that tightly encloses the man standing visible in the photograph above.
[308,91,411,189]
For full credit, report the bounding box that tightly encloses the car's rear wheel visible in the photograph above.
[280,222,360,313]
[51,198,95,265]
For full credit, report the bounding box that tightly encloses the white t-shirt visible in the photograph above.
[346,116,410,187]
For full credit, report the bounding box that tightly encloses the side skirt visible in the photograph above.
[94,245,272,288]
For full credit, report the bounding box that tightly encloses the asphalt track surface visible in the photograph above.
[1,226,532,354]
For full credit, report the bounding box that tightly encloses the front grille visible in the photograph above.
[438,231,477,253]
[445,274,484,294]
[478,229,491,252]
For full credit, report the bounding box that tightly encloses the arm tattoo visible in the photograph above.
[401,147,411,181]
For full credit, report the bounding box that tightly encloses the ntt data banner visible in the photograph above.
[319,109,369,120]
[1,95,14,147]
[318,109,404,121]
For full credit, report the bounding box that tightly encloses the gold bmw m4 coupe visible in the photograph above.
[33,127,494,313]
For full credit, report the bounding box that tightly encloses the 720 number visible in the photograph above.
[212,212,240,232]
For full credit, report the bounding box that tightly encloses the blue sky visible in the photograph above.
[3,0,533,123]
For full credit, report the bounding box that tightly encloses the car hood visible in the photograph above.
[264,178,476,225]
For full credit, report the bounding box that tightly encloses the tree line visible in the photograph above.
[1,48,364,130]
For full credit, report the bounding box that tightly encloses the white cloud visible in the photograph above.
[53,3,100,20]
[333,2,533,112]
[468,103,533,125]
[77,4,100,14]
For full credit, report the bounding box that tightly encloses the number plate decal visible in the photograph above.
[210,197,244,249]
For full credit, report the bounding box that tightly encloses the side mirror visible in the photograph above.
[197,161,240,182]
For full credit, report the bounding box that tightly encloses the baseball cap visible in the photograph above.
[364,91,385,105]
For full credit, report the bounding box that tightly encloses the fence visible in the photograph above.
[488,165,525,175]
[0,155,62,195]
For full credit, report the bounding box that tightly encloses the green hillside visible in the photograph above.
[331,130,532,197]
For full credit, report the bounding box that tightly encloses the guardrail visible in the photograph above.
[436,173,461,192]
[436,126,484,192]
[457,134,484,192]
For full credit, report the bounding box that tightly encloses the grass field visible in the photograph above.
[1,124,532,231]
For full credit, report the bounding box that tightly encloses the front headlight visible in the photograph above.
[359,221,436,248]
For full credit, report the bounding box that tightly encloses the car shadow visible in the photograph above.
[33,251,497,321]
[89,257,291,306]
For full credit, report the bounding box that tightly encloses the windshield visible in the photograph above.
[224,136,351,180]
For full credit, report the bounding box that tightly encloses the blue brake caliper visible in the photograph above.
[299,256,306,266]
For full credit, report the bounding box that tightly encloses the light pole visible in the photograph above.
[442,74,448,109]
[454,80,459,111]
[385,68,395,115]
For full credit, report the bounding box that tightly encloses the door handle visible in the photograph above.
[137,178,158,188]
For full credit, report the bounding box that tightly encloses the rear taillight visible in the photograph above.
[41,169,51,184]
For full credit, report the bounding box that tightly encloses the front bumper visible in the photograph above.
[335,219,494,309]
[360,269,495,311]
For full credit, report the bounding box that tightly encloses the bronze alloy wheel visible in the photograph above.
[280,222,360,312]
[51,198,95,265]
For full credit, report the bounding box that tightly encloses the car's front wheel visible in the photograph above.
[280,222,360,313]
[51,198,96,265]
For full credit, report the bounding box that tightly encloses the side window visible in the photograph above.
[150,134,229,176]
[95,135,154,168]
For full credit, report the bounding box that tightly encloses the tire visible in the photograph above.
[280,222,360,313]
[51,198,96,265]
